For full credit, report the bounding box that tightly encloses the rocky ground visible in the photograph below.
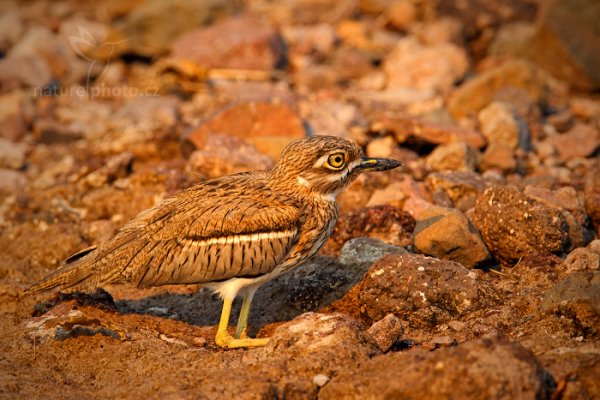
[1,0,599,398]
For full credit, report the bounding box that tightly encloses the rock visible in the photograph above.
[0,11,24,53]
[304,100,365,137]
[585,162,600,231]
[366,182,407,208]
[411,17,464,46]
[321,338,556,399]
[114,0,224,57]
[426,171,489,212]
[371,113,486,149]
[524,185,594,250]
[281,23,336,56]
[425,141,478,172]
[0,168,25,195]
[0,138,25,169]
[570,97,600,120]
[263,312,380,376]
[541,272,600,336]
[367,313,404,352]
[171,16,286,70]
[338,237,408,269]
[359,253,499,328]
[365,135,396,158]
[386,0,418,31]
[33,118,83,144]
[413,206,491,268]
[473,186,569,265]
[331,205,415,251]
[187,134,275,179]
[564,248,600,273]
[0,92,29,141]
[183,102,306,160]
[80,152,134,188]
[383,37,469,93]
[479,142,518,173]
[551,123,600,161]
[478,101,524,149]
[0,52,51,90]
[529,0,600,90]
[448,60,549,119]
[589,240,600,254]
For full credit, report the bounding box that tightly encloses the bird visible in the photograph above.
[25,135,402,349]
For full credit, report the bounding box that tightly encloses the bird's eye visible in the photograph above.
[324,153,346,170]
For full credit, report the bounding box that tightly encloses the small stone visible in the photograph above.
[552,123,600,161]
[0,92,29,142]
[366,181,408,208]
[386,0,417,31]
[473,186,569,265]
[366,136,396,158]
[412,17,464,46]
[570,97,600,120]
[426,171,489,212]
[478,101,523,149]
[589,240,600,254]
[359,253,499,328]
[564,248,600,273]
[171,16,286,70]
[338,237,407,270]
[383,37,468,93]
[479,142,518,173]
[0,11,24,53]
[367,313,404,352]
[425,142,478,172]
[0,138,26,169]
[34,118,83,144]
[541,272,600,336]
[0,168,25,195]
[448,320,465,332]
[413,206,490,268]
[312,374,330,387]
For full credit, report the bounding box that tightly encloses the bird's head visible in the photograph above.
[270,135,402,199]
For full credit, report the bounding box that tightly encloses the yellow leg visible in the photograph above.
[214,296,269,349]
[234,292,255,339]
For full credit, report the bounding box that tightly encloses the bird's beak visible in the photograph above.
[356,157,403,172]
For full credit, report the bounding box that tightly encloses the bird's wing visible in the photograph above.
[26,174,302,292]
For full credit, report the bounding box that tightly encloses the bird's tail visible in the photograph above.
[24,246,98,294]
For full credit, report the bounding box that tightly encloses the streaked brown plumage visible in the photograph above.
[26,135,402,348]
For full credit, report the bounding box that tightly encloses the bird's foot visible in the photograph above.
[215,331,269,349]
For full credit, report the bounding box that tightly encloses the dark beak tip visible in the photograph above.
[361,157,403,171]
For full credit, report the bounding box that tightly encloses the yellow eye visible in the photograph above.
[324,153,346,170]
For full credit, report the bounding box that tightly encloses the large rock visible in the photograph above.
[359,253,499,328]
[171,16,286,70]
[413,206,490,268]
[260,312,380,376]
[530,0,600,90]
[183,102,306,160]
[320,338,556,399]
[448,60,549,119]
[473,186,569,265]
